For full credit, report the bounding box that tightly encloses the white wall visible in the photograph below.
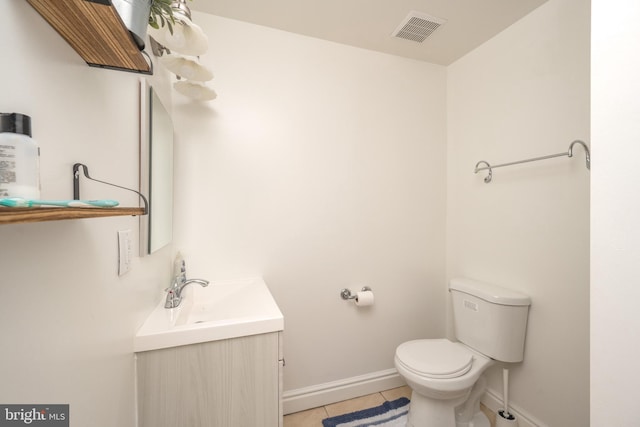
[591,1,640,426]
[173,13,448,394]
[0,3,172,426]
[447,0,590,425]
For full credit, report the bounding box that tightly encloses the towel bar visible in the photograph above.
[474,140,590,183]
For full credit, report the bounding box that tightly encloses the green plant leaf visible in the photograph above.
[149,0,195,34]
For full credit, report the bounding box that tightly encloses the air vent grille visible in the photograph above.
[392,11,446,43]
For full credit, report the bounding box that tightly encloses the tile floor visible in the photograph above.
[283,386,496,427]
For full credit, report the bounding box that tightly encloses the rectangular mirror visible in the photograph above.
[140,80,174,255]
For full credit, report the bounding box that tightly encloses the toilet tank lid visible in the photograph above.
[449,277,531,306]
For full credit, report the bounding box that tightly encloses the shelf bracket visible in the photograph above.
[73,163,148,214]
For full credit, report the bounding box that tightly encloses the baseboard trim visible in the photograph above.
[482,387,546,427]
[283,370,545,426]
[282,369,406,415]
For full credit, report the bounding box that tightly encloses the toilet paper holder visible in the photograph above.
[340,286,372,300]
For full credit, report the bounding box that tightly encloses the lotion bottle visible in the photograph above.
[0,113,40,199]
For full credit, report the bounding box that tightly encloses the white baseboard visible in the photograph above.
[282,369,406,415]
[482,387,547,427]
[283,370,545,427]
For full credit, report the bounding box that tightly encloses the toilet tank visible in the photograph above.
[449,278,531,363]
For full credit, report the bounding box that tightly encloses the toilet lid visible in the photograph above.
[396,339,474,379]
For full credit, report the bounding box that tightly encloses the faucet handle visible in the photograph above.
[173,254,186,276]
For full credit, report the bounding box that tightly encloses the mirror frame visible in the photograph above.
[139,79,174,255]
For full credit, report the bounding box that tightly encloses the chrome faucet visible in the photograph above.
[164,258,209,309]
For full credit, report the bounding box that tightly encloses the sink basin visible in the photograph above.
[134,277,284,352]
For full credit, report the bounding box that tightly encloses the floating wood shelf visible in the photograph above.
[0,207,145,225]
[27,0,152,74]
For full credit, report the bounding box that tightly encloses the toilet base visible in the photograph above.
[456,375,488,427]
[461,411,490,427]
[406,390,466,427]
[406,376,490,427]
[406,392,490,427]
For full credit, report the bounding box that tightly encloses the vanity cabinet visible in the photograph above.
[136,332,283,427]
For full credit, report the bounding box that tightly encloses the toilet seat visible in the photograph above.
[395,339,474,379]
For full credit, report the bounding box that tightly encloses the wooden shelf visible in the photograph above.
[0,207,145,225]
[27,0,151,74]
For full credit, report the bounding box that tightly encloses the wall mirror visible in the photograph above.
[140,80,174,255]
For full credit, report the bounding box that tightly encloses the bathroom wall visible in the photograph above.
[591,0,640,425]
[173,13,448,396]
[0,3,173,426]
[447,0,590,425]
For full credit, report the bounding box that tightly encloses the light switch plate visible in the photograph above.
[118,229,132,276]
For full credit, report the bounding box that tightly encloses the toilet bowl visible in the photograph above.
[395,278,531,427]
[395,339,494,427]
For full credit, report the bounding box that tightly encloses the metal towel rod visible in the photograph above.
[474,140,590,184]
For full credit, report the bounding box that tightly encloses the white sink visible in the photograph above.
[134,277,284,352]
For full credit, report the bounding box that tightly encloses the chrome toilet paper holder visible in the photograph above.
[340,286,372,300]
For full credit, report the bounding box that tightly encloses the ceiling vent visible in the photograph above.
[392,11,446,43]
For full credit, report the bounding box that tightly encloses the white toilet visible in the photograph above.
[394,277,531,427]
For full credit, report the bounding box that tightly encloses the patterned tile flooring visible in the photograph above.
[283,386,496,427]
